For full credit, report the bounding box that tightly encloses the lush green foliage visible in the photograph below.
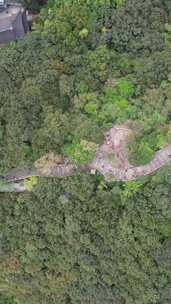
[63,140,97,164]
[20,0,47,12]
[0,294,17,304]
[23,176,38,191]
[0,0,171,303]
[0,172,171,303]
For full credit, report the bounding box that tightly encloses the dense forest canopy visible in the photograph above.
[19,0,47,12]
[0,0,171,303]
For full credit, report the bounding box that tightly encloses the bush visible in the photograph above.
[63,140,97,164]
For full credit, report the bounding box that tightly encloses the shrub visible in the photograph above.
[63,140,97,164]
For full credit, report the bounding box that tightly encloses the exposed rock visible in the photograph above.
[35,153,64,173]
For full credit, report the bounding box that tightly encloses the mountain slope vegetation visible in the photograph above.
[0,0,171,303]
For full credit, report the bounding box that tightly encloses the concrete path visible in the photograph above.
[1,123,171,191]
[90,124,171,181]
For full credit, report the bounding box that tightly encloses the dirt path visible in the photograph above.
[1,123,171,192]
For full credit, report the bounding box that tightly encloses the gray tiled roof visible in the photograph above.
[0,16,14,32]
[0,5,26,42]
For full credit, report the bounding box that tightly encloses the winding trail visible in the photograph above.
[90,123,171,181]
[1,123,171,192]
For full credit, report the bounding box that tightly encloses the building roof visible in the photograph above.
[0,5,21,30]
[0,4,27,43]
